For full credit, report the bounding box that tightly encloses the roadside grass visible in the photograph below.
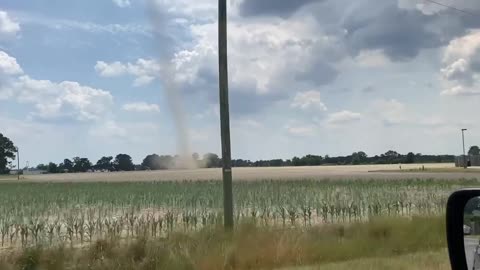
[283,249,450,270]
[0,215,446,270]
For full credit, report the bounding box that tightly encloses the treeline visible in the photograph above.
[32,151,456,173]
[232,151,455,167]
[34,153,224,173]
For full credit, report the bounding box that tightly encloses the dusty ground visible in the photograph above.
[3,163,480,182]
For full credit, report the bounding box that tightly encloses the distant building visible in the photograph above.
[23,169,47,175]
[456,155,480,167]
[9,169,21,175]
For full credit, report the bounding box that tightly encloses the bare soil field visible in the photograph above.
[4,163,480,182]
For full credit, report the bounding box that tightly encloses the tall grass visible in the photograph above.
[0,215,446,270]
[0,178,474,248]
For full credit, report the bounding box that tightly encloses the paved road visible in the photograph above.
[466,237,478,270]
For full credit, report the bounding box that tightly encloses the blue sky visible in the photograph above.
[1,0,480,165]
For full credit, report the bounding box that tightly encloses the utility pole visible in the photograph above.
[218,0,234,229]
[462,128,467,169]
[16,147,20,180]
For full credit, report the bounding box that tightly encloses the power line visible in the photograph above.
[423,0,478,16]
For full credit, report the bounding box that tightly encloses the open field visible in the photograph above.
[0,168,467,269]
[0,178,475,249]
[0,216,447,270]
[5,163,480,183]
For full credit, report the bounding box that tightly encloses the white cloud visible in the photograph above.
[18,13,150,36]
[354,49,390,68]
[10,75,113,121]
[0,11,20,38]
[291,90,327,111]
[112,0,131,8]
[326,110,362,125]
[171,15,341,99]
[94,61,127,77]
[123,102,160,112]
[285,124,315,137]
[95,58,160,86]
[0,51,23,75]
[440,30,480,96]
[441,86,480,96]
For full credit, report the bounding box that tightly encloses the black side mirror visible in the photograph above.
[447,189,480,270]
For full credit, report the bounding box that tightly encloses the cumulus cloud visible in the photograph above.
[0,51,23,75]
[169,16,341,115]
[112,0,131,8]
[94,61,127,77]
[326,110,362,125]
[122,102,160,112]
[13,76,114,121]
[95,58,160,86]
[0,11,20,38]
[440,30,480,96]
[0,51,113,121]
[291,90,327,111]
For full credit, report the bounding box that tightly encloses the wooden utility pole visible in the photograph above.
[16,147,20,180]
[462,128,467,169]
[218,0,234,229]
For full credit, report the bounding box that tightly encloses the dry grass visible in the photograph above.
[3,163,468,183]
[0,216,446,270]
[285,250,450,270]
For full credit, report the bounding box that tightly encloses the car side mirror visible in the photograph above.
[447,189,480,270]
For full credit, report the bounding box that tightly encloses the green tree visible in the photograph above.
[203,153,220,168]
[36,164,48,170]
[114,154,134,171]
[469,146,480,156]
[405,152,415,164]
[72,157,92,172]
[95,156,113,171]
[351,151,368,165]
[0,133,16,174]
[47,162,58,173]
[63,159,74,172]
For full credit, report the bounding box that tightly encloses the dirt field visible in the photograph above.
[3,163,480,182]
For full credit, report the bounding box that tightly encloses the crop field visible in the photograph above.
[8,163,480,183]
[0,176,478,251]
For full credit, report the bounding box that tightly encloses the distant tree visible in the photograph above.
[114,154,134,171]
[36,164,48,170]
[301,155,323,166]
[405,152,415,164]
[351,151,368,165]
[95,156,113,171]
[382,150,401,163]
[469,146,480,156]
[47,162,58,173]
[292,156,302,166]
[203,153,221,168]
[63,159,74,172]
[192,153,199,161]
[142,154,173,170]
[0,133,16,174]
[72,157,92,172]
